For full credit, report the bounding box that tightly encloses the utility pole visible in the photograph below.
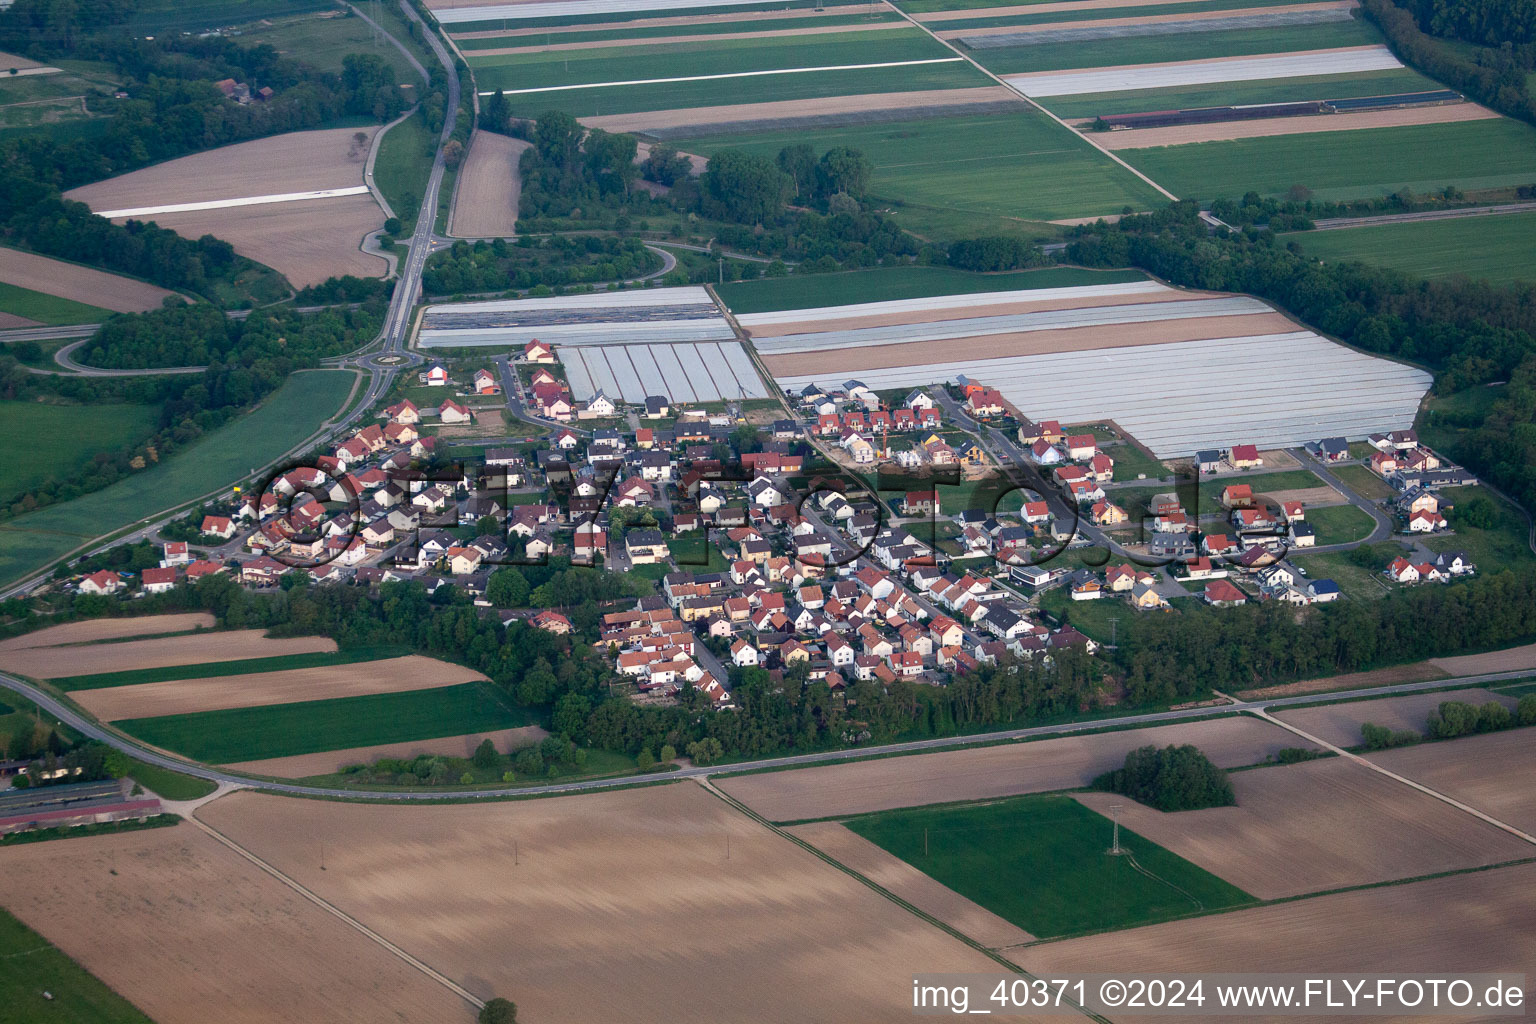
[1108,805,1124,855]
[718,258,724,285]
[924,827,929,857]
[1109,617,1119,646]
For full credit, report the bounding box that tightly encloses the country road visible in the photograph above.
[1309,201,1536,232]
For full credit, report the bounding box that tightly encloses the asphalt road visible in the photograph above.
[1310,201,1536,232]
[5,667,1531,802]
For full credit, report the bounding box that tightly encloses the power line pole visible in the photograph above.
[1108,805,1124,855]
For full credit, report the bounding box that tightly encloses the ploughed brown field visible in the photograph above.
[220,724,550,778]
[449,130,528,237]
[1274,687,1514,748]
[1075,757,1531,900]
[64,126,380,210]
[0,612,215,651]
[0,824,475,1024]
[759,311,1299,378]
[197,783,1014,1023]
[136,195,387,289]
[716,717,1310,821]
[0,246,179,313]
[1428,641,1536,676]
[1238,661,1449,700]
[0,630,335,679]
[1262,484,1344,506]
[1370,729,1536,835]
[579,86,1022,134]
[788,820,1036,948]
[73,655,488,721]
[1095,103,1499,150]
[1021,862,1536,1024]
[0,49,52,71]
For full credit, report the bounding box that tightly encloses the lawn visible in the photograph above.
[498,61,989,117]
[116,682,536,764]
[974,19,1381,75]
[374,107,435,230]
[122,757,218,801]
[1305,503,1375,546]
[0,370,355,588]
[844,794,1254,938]
[1424,486,1536,567]
[0,281,113,326]
[668,535,730,572]
[1036,68,1444,120]
[1290,210,1536,285]
[0,399,160,510]
[0,907,153,1024]
[1331,463,1395,501]
[1108,444,1168,483]
[235,9,424,82]
[457,9,902,48]
[1038,586,1146,645]
[54,646,408,691]
[716,265,1147,314]
[1290,546,1397,599]
[674,111,1167,228]
[1126,118,1536,202]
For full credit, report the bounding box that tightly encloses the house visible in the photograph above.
[1064,433,1097,461]
[1290,521,1316,547]
[523,339,555,363]
[1318,437,1349,462]
[445,547,484,575]
[1221,484,1254,508]
[425,364,448,386]
[584,391,618,418]
[1408,508,1448,532]
[139,567,177,594]
[160,541,190,567]
[966,388,1006,417]
[439,400,472,424]
[384,399,420,424]
[901,491,939,517]
[185,559,224,581]
[729,638,760,668]
[1307,579,1341,602]
[891,651,923,678]
[1227,444,1262,470]
[200,515,237,539]
[1194,449,1223,474]
[1028,438,1063,466]
[1148,532,1195,559]
[78,570,121,595]
[1386,557,1419,584]
[1434,551,1476,576]
[1091,501,1127,526]
[473,369,499,395]
[1130,581,1167,611]
[1069,571,1103,601]
[1204,579,1247,607]
[624,528,670,565]
[1087,452,1115,482]
[1369,451,1400,476]
[905,389,935,411]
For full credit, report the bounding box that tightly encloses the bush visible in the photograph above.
[479,997,517,1024]
[1274,746,1325,763]
[1519,693,1536,726]
[1091,744,1235,811]
[473,738,499,770]
[1360,722,1420,750]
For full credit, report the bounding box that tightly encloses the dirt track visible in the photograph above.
[199,783,1008,1023]
[0,630,335,679]
[0,246,179,313]
[1096,102,1498,150]
[716,717,1310,821]
[760,311,1299,378]
[0,825,473,1024]
[1274,687,1514,747]
[221,724,550,777]
[579,85,1022,133]
[449,130,528,237]
[1075,758,1530,899]
[74,655,488,721]
[0,613,215,651]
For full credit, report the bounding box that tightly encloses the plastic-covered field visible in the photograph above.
[418,286,734,348]
[1005,45,1401,97]
[561,341,769,401]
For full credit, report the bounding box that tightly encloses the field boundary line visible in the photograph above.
[479,57,966,94]
[186,812,486,1011]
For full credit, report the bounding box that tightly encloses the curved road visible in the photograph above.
[7,667,1532,802]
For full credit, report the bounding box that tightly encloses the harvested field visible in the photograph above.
[1239,661,1449,700]
[138,194,387,288]
[471,19,906,54]
[1264,484,1344,505]
[788,820,1035,948]
[1022,861,1536,1023]
[1371,729,1536,835]
[0,825,474,1024]
[198,783,1009,1022]
[1075,758,1531,900]
[0,630,336,679]
[73,655,487,721]
[0,613,215,651]
[761,311,1300,376]
[221,724,550,778]
[578,85,1020,133]
[0,49,52,71]
[0,247,178,313]
[1096,100,1498,149]
[716,716,1310,821]
[0,311,40,328]
[65,126,380,211]
[449,130,528,237]
[1273,687,1514,747]
[1429,641,1536,676]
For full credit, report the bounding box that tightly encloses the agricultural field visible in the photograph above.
[121,0,334,34]
[1428,641,1536,677]
[0,906,152,1024]
[375,106,437,228]
[0,58,122,142]
[0,825,473,1024]
[221,723,550,779]
[448,130,529,236]
[0,613,215,651]
[1370,728,1536,835]
[0,247,179,316]
[0,369,355,589]
[1074,757,1531,899]
[1292,209,1536,285]
[1273,686,1515,747]
[0,399,160,510]
[0,281,113,327]
[234,7,427,82]
[51,645,405,690]
[198,783,1008,1022]
[844,793,1254,937]
[715,264,1148,314]
[716,715,1309,821]
[0,629,335,680]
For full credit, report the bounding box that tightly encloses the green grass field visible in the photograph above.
[0,400,160,509]
[1290,210,1536,285]
[974,19,1381,75]
[122,757,218,801]
[0,370,354,588]
[844,794,1254,937]
[116,682,536,764]
[448,0,866,32]
[374,107,435,229]
[1424,486,1536,567]
[1035,68,1443,120]
[674,110,1166,230]
[1304,503,1375,546]
[458,10,903,48]
[717,265,1146,313]
[122,0,331,33]
[54,646,408,691]
[940,0,1338,30]
[0,281,114,326]
[1290,545,1397,600]
[0,907,153,1024]
[1108,444,1168,482]
[236,10,423,82]
[1330,463,1395,500]
[1125,118,1536,202]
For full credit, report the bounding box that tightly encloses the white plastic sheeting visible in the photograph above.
[733,280,1170,327]
[433,0,771,25]
[561,341,769,402]
[1005,46,1403,98]
[418,286,734,348]
[773,332,1431,457]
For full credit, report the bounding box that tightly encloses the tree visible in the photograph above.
[513,747,543,775]
[816,146,871,200]
[641,142,692,186]
[481,89,511,133]
[658,743,676,764]
[516,656,559,705]
[701,149,792,225]
[473,738,499,770]
[533,110,583,170]
[1092,744,1235,810]
[636,747,655,770]
[479,997,518,1024]
[487,566,530,608]
[584,129,638,194]
[443,138,465,169]
[776,143,816,201]
[476,514,501,536]
[1453,495,1496,529]
[685,737,723,766]
[1519,693,1536,726]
